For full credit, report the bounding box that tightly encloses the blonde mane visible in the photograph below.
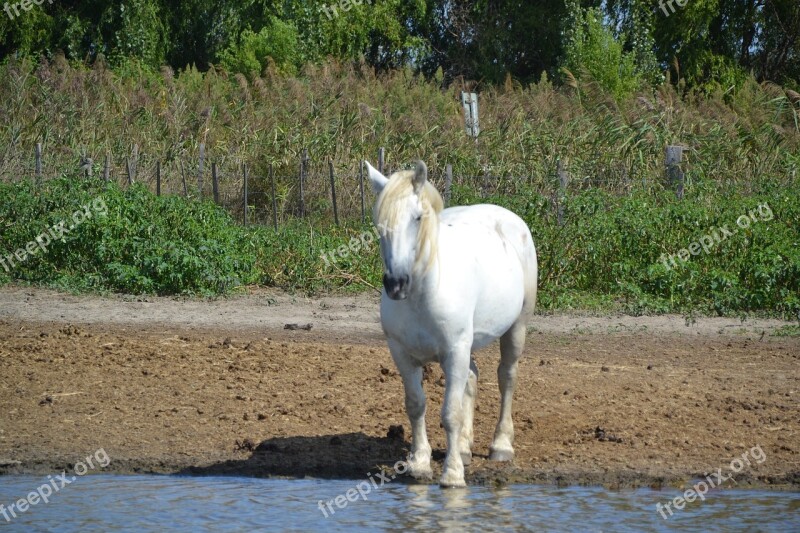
[374,169,444,273]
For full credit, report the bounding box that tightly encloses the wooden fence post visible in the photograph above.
[126,158,133,185]
[103,153,110,182]
[131,144,138,182]
[269,164,278,231]
[156,161,161,196]
[35,143,42,184]
[299,149,307,218]
[445,164,453,207]
[665,145,684,199]
[557,159,568,226]
[329,159,339,226]
[359,160,366,224]
[180,160,188,196]
[81,155,92,178]
[211,162,219,204]
[198,143,205,198]
[243,162,249,226]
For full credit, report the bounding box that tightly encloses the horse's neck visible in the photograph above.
[411,220,442,300]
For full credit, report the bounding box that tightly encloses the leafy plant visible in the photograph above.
[219,18,300,78]
[562,0,642,100]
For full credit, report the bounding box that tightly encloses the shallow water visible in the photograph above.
[0,475,798,532]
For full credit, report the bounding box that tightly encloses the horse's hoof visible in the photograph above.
[460,451,472,466]
[411,469,433,481]
[489,448,515,462]
[439,471,467,488]
[409,465,433,481]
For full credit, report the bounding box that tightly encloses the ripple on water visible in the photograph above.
[0,475,797,532]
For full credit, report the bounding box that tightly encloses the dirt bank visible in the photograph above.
[0,286,797,490]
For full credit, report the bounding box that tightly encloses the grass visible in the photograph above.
[1,175,797,319]
[0,57,798,225]
[0,57,798,318]
[771,325,800,337]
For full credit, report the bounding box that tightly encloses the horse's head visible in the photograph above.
[365,160,443,300]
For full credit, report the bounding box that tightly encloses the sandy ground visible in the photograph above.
[0,286,798,490]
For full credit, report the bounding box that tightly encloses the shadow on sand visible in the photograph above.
[177,432,415,479]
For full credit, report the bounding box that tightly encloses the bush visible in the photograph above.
[562,1,641,100]
[0,177,258,295]
[1,175,797,319]
[467,185,800,319]
[218,18,300,78]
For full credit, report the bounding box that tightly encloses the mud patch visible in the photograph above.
[0,316,797,489]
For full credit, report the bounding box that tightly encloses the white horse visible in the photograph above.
[365,160,538,488]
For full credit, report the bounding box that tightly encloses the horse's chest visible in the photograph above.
[380,303,469,362]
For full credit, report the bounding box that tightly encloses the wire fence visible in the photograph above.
[4,142,769,229]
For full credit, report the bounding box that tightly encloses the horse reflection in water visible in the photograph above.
[366,160,538,487]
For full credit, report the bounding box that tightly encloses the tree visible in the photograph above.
[218,18,300,77]
[757,0,800,85]
[562,0,642,99]
[98,0,168,67]
[419,0,570,84]
[0,0,795,90]
[286,0,428,70]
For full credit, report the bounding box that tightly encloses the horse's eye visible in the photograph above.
[415,215,422,222]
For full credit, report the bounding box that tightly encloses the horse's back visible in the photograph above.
[440,204,536,275]
[439,204,538,348]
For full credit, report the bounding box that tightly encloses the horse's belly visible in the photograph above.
[471,274,525,350]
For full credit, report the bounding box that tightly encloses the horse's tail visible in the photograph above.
[522,236,538,319]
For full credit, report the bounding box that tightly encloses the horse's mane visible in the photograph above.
[375,169,444,273]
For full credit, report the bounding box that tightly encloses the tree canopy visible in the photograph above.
[0,0,798,90]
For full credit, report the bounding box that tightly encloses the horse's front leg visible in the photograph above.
[440,341,472,488]
[388,340,432,480]
[458,357,479,466]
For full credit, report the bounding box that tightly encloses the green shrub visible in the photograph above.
[456,185,800,319]
[5,175,797,319]
[218,18,300,78]
[562,0,641,99]
[0,177,258,295]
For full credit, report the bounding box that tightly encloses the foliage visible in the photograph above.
[421,0,567,84]
[0,52,798,317]
[300,0,429,69]
[1,1,797,89]
[0,178,258,295]
[218,18,300,77]
[1,174,797,319]
[681,50,751,95]
[562,0,642,100]
[772,325,800,337]
[98,0,168,68]
[617,0,663,86]
[647,0,800,90]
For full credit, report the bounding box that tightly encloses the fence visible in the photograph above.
[19,143,691,229]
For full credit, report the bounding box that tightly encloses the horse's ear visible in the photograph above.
[412,160,427,193]
[365,160,388,194]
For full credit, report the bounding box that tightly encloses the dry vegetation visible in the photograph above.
[1,57,798,221]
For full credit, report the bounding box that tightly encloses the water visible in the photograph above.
[0,475,797,532]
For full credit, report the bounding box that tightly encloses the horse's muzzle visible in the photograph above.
[383,273,410,300]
